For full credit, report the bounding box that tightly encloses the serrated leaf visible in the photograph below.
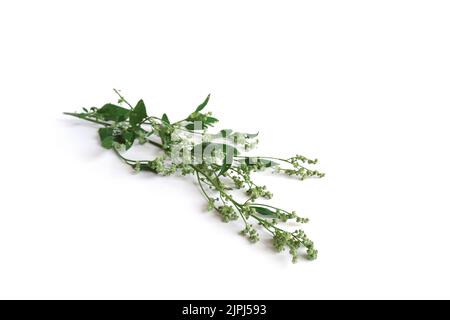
[129,99,147,127]
[195,94,211,112]
[97,104,130,122]
[251,206,277,217]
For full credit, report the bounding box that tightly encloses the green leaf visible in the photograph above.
[251,206,277,217]
[161,113,170,125]
[97,104,130,122]
[184,116,218,131]
[185,122,209,130]
[218,161,232,176]
[159,127,172,150]
[134,127,150,144]
[240,157,279,167]
[121,130,135,150]
[219,129,233,138]
[139,162,157,173]
[98,127,135,150]
[98,127,114,149]
[204,116,218,126]
[185,123,195,130]
[195,94,211,112]
[129,99,147,127]
[217,142,236,176]
[261,159,278,167]
[185,122,202,130]
[202,142,239,155]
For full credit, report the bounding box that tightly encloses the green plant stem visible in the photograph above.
[63,113,111,126]
[147,139,163,149]
[196,171,212,201]
[113,88,133,109]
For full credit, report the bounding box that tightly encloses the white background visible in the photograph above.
[0,0,449,299]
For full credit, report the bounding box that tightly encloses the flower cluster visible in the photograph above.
[149,156,178,175]
[273,229,318,263]
[218,205,239,222]
[283,167,325,180]
[207,198,216,211]
[274,209,297,222]
[188,111,213,123]
[231,175,245,189]
[290,154,319,165]
[246,185,273,200]
[240,224,260,243]
[277,155,326,180]
[241,205,257,219]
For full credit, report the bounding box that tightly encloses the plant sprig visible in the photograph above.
[64,90,324,263]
